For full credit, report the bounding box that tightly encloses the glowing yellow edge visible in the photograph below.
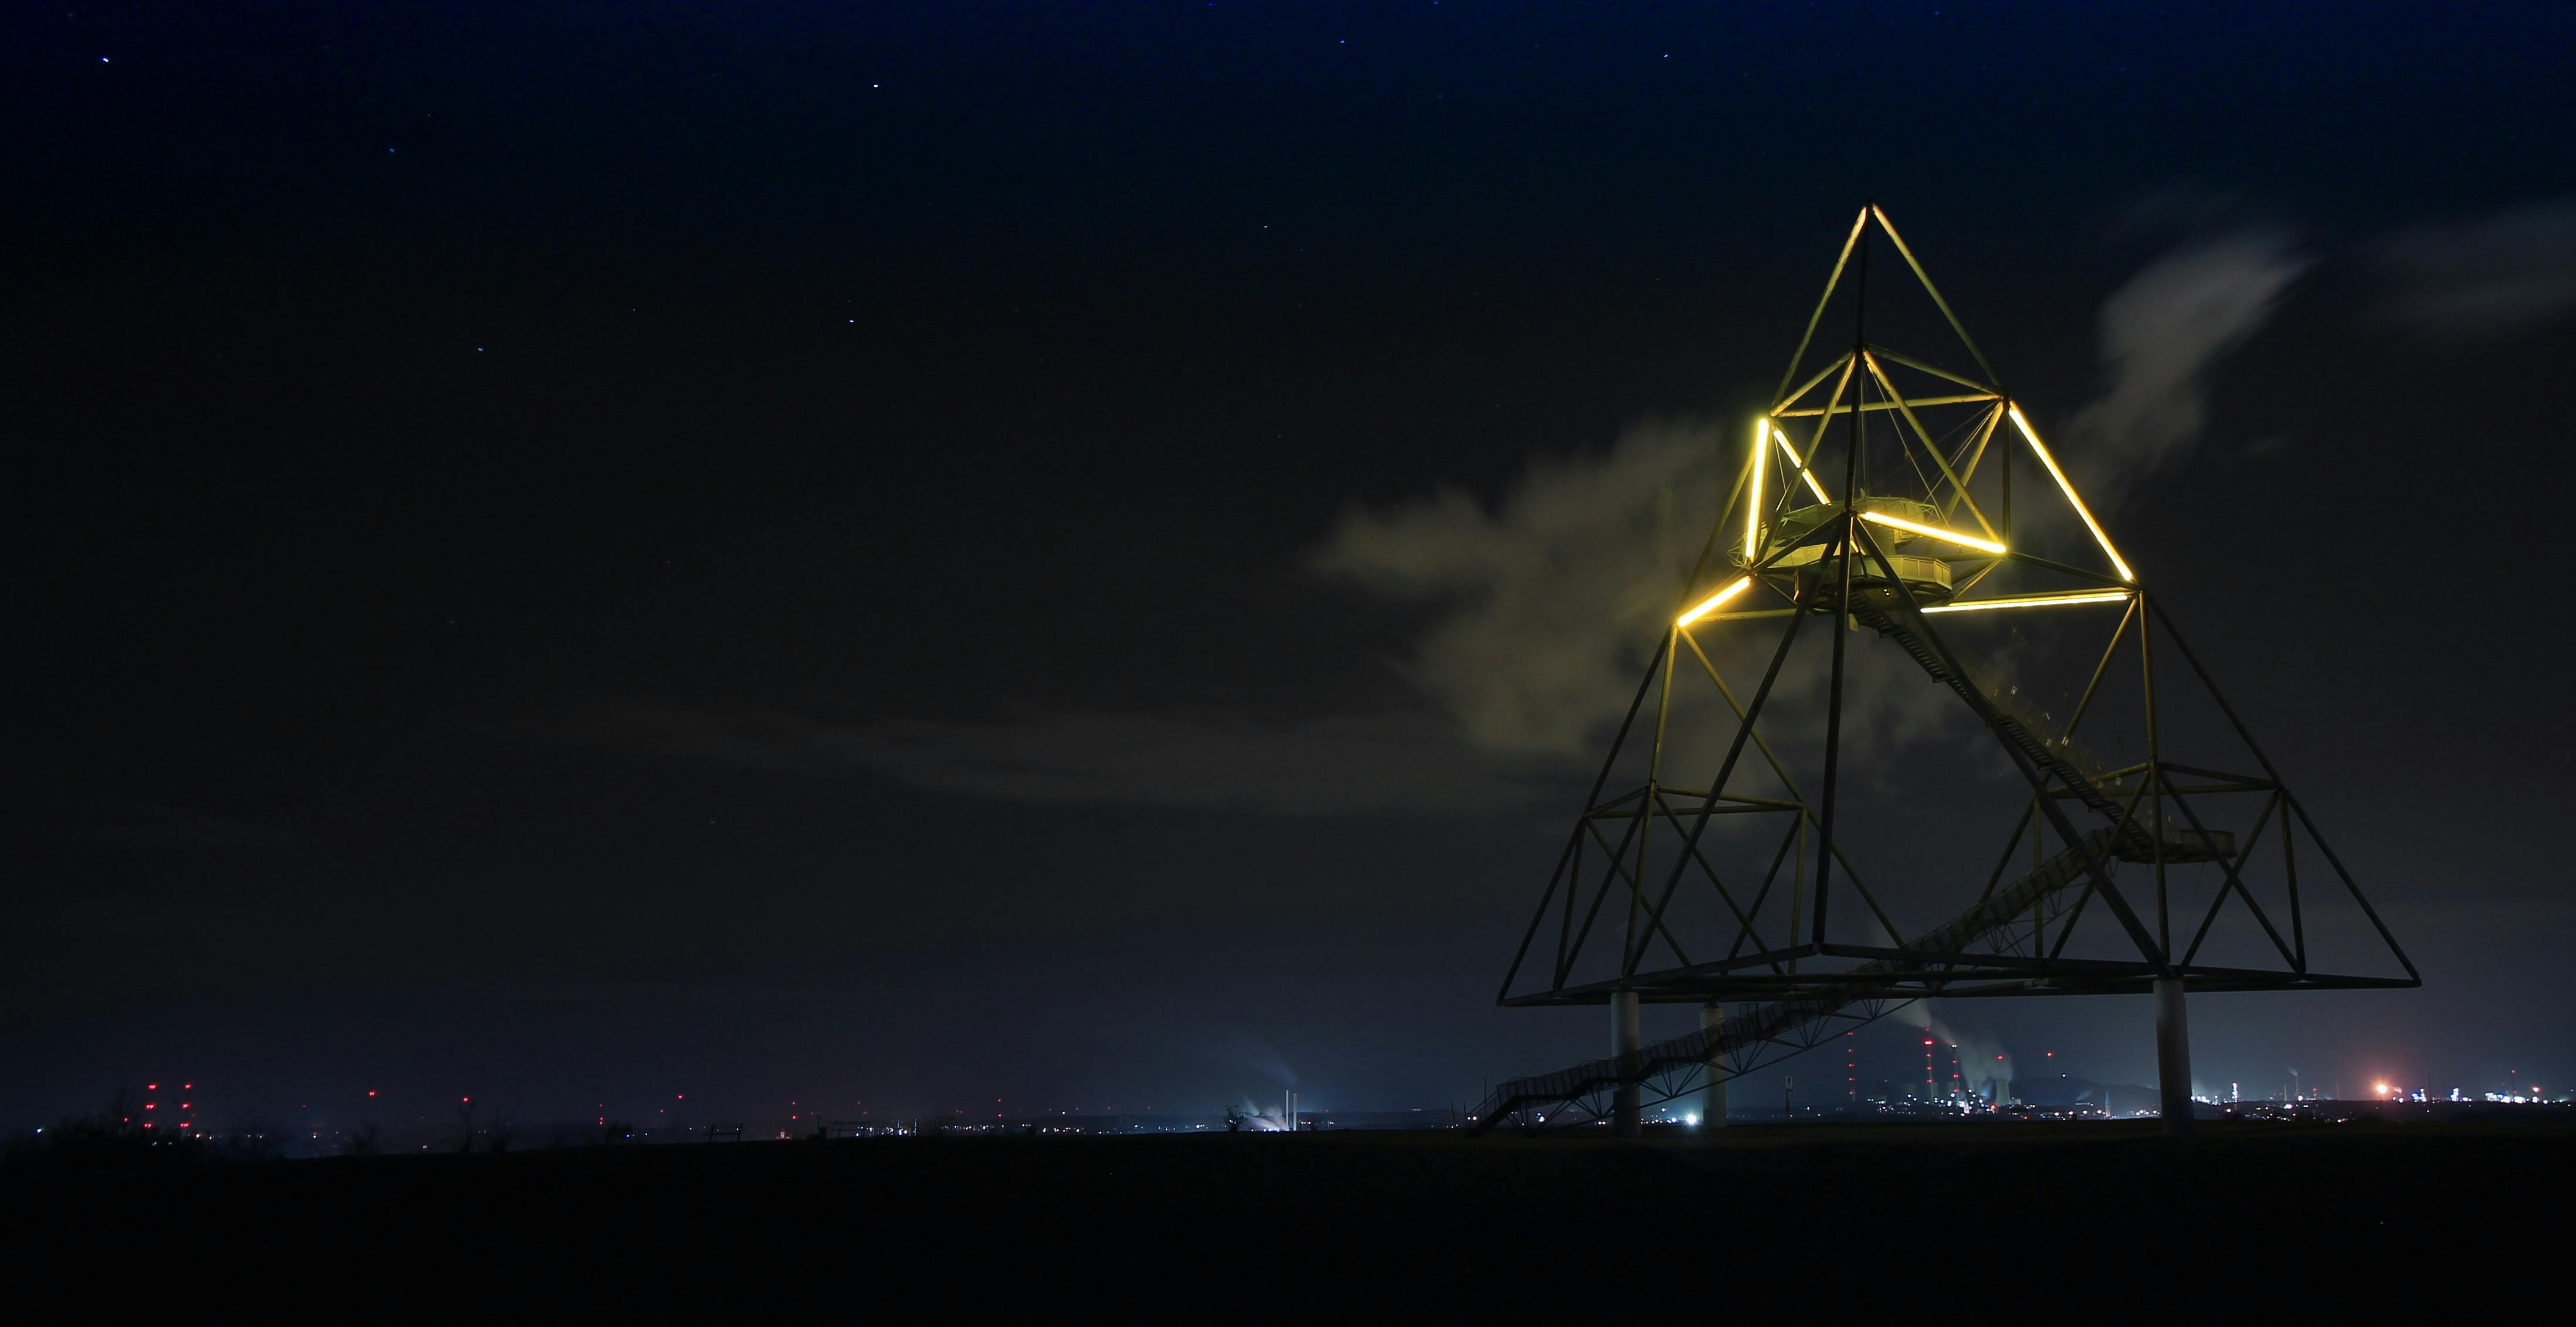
[2007,406,2134,582]
[1745,419,1766,558]
[1676,576,1753,626]
[1857,510,2005,555]
[1771,425,1831,502]
[1920,590,2132,614]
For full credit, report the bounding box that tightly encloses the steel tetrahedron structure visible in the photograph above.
[1466,206,2416,1136]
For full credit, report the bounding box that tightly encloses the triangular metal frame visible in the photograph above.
[1470,207,2415,1133]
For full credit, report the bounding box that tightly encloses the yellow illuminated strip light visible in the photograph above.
[1858,511,2006,555]
[1745,419,1766,556]
[1920,590,2132,614]
[2007,406,2134,582]
[1676,576,1753,626]
[1771,425,1830,502]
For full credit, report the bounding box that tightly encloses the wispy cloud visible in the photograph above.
[2067,232,2312,498]
[62,802,313,853]
[1309,416,1725,758]
[1309,418,1964,770]
[599,418,2000,814]
[598,234,2327,817]
[2374,198,2576,341]
[585,701,1563,816]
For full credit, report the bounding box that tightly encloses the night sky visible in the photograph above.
[8,2,2575,1132]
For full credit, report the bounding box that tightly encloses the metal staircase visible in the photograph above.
[1464,826,2118,1134]
[1853,606,2153,856]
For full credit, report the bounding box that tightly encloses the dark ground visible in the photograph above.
[8,1122,2567,1315]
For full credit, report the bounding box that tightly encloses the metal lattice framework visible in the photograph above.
[1468,206,2416,1134]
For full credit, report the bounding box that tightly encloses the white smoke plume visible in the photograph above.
[1894,1002,2014,1104]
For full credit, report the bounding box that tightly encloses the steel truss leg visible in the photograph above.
[1611,989,1642,1136]
[2154,976,2193,1136]
[1700,1003,1728,1129]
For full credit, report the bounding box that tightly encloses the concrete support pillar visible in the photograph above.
[2154,976,2193,1135]
[1699,1003,1728,1129]
[1610,989,1642,1137]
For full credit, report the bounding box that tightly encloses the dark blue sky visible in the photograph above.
[6,2,2574,1131]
